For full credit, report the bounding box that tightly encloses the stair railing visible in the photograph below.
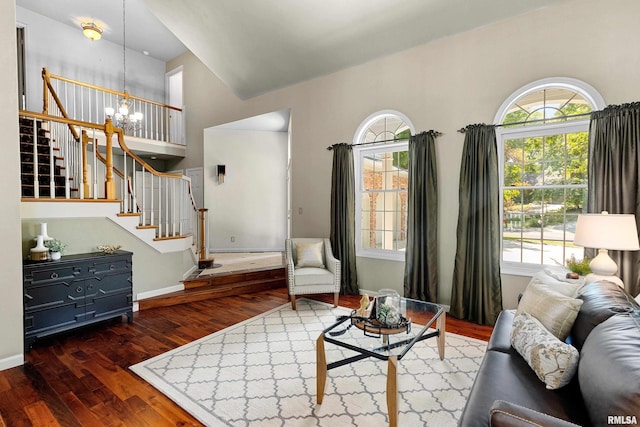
[19,111,200,247]
[42,68,184,145]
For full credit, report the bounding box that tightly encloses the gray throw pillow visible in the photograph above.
[294,241,325,268]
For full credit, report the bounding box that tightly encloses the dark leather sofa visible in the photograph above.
[459,280,640,427]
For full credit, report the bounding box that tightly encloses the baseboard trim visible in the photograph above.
[183,265,198,280]
[0,353,24,371]
[137,284,185,301]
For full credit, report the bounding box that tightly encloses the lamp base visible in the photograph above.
[584,273,624,288]
[589,249,618,276]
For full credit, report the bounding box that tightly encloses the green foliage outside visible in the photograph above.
[502,102,591,218]
[392,128,410,170]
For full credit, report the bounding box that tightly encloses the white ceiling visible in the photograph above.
[16,0,187,62]
[17,0,566,99]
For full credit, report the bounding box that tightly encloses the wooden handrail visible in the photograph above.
[45,68,182,112]
[20,110,106,132]
[42,69,80,140]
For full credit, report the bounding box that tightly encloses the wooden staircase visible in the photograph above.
[138,266,287,310]
[19,117,75,198]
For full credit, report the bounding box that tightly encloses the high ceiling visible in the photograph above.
[17,0,566,99]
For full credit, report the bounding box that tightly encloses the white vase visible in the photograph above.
[51,251,61,260]
[30,234,50,261]
[39,223,53,241]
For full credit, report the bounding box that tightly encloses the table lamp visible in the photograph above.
[573,211,640,287]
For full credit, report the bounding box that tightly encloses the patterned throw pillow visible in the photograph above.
[516,281,583,341]
[294,241,325,268]
[511,312,579,390]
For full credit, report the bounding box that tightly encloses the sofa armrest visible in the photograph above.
[489,400,580,427]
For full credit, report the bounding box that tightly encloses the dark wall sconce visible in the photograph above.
[217,164,226,184]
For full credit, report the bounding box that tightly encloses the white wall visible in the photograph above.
[17,6,166,112]
[204,128,288,252]
[168,0,640,308]
[0,0,24,369]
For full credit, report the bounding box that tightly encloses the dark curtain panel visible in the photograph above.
[403,131,438,302]
[330,143,359,294]
[588,102,640,297]
[450,124,503,326]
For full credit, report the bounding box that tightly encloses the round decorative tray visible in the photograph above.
[351,313,411,336]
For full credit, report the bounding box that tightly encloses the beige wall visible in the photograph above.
[167,0,640,308]
[1,0,24,367]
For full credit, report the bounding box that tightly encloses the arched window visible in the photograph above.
[495,78,605,274]
[353,111,414,261]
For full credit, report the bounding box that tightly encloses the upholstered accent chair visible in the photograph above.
[285,238,341,310]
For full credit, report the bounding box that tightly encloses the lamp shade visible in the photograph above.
[573,213,640,251]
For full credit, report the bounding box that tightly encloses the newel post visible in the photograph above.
[42,68,49,114]
[104,118,116,199]
[81,130,90,199]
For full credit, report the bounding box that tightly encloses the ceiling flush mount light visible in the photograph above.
[82,21,103,41]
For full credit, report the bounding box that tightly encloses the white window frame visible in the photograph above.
[353,110,414,261]
[495,78,605,276]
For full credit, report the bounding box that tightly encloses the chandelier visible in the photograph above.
[105,0,142,133]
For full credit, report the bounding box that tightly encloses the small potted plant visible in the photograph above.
[566,254,591,278]
[44,239,67,260]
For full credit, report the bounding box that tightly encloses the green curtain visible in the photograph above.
[403,131,438,302]
[588,102,640,297]
[330,143,359,294]
[450,124,503,326]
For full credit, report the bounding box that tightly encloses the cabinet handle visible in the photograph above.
[76,286,83,293]
[50,272,58,279]
[110,264,115,270]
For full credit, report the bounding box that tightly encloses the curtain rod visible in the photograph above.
[457,112,592,133]
[326,130,442,150]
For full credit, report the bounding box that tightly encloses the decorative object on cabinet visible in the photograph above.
[44,239,66,260]
[23,250,133,350]
[97,244,122,254]
[30,235,49,261]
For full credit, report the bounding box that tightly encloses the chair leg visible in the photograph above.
[333,292,339,307]
[290,295,297,310]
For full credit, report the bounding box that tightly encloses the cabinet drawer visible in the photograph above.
[25,301,82,335]
[26,265,79,286]
[92,258,131,274]
[24,280,85,310]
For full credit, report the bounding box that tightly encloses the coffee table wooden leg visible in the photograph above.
[437,313,446,360]
[387,355,398,427]
[316,334,327,404]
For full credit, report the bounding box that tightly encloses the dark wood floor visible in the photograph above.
[0,288,493,427]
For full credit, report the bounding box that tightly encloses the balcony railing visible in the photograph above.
[42,68,184,144]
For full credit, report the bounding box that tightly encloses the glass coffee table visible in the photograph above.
[316,297,445,427]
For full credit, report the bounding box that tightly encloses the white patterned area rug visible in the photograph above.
[130,299,486,426]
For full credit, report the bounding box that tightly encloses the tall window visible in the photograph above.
[354,111,414,261]
[496,78,604,274]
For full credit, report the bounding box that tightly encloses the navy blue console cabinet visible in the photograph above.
[23,250,133,350]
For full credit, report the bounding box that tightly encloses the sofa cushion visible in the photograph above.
[579,313,640,426]
[516,281,583,341]
[530,269,584,297]
[291,267,334,286]
[294,241,325,268]
[571,280,640,350]
[511,313,579,390]
[458,350,590,427]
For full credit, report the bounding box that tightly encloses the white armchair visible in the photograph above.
[285,238,341,310]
